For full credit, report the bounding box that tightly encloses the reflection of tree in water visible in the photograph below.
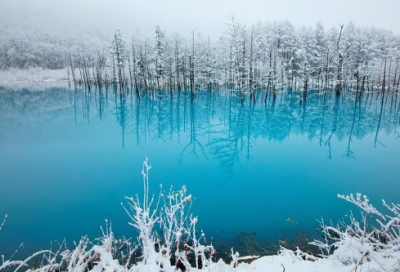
[208,90,400,171]
[82,87,91,123]
[130,92,180,145]
[370,92,393,148]
[343,99,359,160]
[1,87,400,169]
[396,94,400,139]
[73,88,78,126]
[95,87,108,121]
[113,90,129,148]
[207,93,253,175]
[180,95,208,163]
[125,92,212,165]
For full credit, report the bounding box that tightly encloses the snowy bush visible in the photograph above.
[311,193,400,270]
[122,157,215,271]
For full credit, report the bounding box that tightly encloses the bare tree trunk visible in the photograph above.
[382,58,387,104]
[240,38,246,104]
[249,30,255,103]
[273,50,277,100]
[112,53,117,86]
[388,59,392,92]
[325,51,329,90]
[175,39,181,91]
[190,32,195,101]
[67,65,70,83]
[304,63,308,101]
[69,53,76,84]
[131,38,140,100]
[265,49,272,102]
[335,25,344,95]
[393,58,399,89]
[127,50,133,85]
[207,36,212,92]
[182,48,187,91]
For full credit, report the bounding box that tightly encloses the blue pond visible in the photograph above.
[0,84,399,256]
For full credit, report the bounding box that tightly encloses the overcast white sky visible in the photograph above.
[1,0,399,40]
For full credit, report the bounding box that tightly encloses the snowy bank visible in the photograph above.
[0,68,68,84]
[1,159,399,272]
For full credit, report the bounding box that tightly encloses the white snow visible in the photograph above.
[0,68,68,84]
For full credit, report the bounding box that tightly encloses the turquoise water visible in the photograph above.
[0,85,399,256]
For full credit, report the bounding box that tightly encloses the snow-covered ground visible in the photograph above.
[0,68,68,84]
[234,249,400,272]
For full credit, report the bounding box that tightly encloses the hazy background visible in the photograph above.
[1,0,399,40]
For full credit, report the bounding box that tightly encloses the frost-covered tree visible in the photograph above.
[110,29,126,87]
[154,26,165,89]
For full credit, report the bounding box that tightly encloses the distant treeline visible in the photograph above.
[1,19,400,100]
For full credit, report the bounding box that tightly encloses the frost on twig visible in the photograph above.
[0,214,26,271]
[337,193,385,220]
[0,214,7,234]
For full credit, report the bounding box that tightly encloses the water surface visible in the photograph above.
[0,85,399,256]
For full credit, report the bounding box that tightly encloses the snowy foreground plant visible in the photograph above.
[121,157,215,271]
[1,164,400,272]
[311,193,400,270]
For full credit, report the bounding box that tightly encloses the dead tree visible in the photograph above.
[335,25,344,95]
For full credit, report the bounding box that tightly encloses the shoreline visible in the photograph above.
[0,68,68,85]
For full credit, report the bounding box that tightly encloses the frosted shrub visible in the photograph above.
[122,157,214,271]
[62,220,134,272]
[311,193,400,269]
